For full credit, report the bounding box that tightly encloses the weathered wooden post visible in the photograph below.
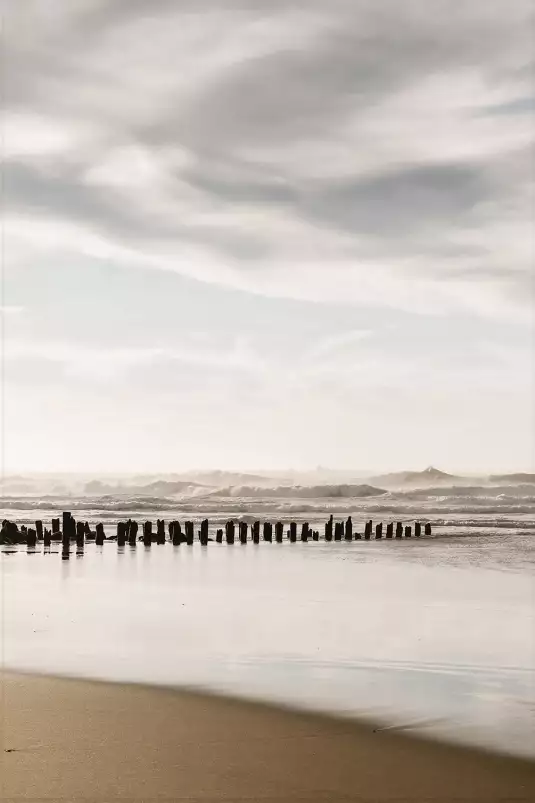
[325,514,333,542]
[143,521,152,547]
[84,521,91,536]
[170,521,181,545]
[128,520,138,545]
[35,520,43,541]
[76,521,85,549]
[333,522,340,541]
[186,521,194,545]
[345,516,353,540]
[375,522,383,539]
[252,521,260,544]
[425,523,432,536]
[216,528,223,543]
[386,522,393,539]
[289,522,297,542]
[301,522,309,542]
[395,522,403,539]
[27,527,37,548]
[239,521,248,544]
[312,529,319,541]
[95,523,105,545]
[62,512,72,551]
[156,519,165,545]
[404,525,412,538]
[117,522,127,547]
[263,522,273,542]
[52,518,60,536]
[364,520,372,540]
[200,519,209,546]
[414,522,421,537]
[275,521,283,543]
[225,520,235,544]
[44,528,51,547]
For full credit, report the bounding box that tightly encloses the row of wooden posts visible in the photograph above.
[2,513,432,550]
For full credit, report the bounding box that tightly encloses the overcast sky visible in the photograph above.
[2,0,534,474]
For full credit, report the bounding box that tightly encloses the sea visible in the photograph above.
[2,478,535,760]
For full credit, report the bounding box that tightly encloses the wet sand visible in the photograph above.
[1,672,534,802]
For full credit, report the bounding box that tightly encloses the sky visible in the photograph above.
[1,0,534,474]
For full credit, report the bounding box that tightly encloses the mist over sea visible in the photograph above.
[2,468,534,759]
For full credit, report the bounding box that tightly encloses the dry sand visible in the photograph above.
[1,672,534,802]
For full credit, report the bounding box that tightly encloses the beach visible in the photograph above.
[2,671,535,802]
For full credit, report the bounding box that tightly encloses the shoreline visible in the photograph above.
[2,671,535,801]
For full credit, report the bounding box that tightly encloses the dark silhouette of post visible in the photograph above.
[170,521,181,546]
[239,521,248,544]
[275,522,283,543]
[301,522,309,542]
[263,522,273,542]
[216,528,223,543]
[185,521,194,545]
[200,519,209,546]
[117,522,127,547]
[225,520,235,544]
[404,525,412,538]
[44,528,51,547]
[375,522,383,539]
[52,518,60,536]
[425,523,432,536]
[289,522,297,543]
[312,529,319,541]
[364,520,372,540]
[252,521,260,544]
[35,520,43,541]
[345,516,353,541]
[386,523,393,539]
[325,514,333,542]
[76,521,85,549]
[62,512,72,551]
[27,527,37,548]
[96,523,105,545]
[395,522,403,539]
[143,521,152,547]
[415,522,421,537]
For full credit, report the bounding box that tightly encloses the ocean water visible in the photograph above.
[2,490,534,760]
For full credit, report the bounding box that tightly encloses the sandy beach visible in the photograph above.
[1,672,534,802]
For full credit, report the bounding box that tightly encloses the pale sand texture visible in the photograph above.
[1,672,534,802]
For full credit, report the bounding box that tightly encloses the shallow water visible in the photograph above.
[2,535,535,759]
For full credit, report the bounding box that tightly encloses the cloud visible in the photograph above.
[2,0,533,321]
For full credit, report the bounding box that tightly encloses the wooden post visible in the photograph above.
[325,514,333,542]
[252,521,260,544]
[275,521,283,543]
[128,520,138,545]
[76,521,85,549]
[186,521,194,545]
[96,523,105,545]
[44,528,51,547]
[425,523,432,536]
[35,520,43,541]
[52,518,60,535]
[345,516,353,541]
[62,512,71,551]
[263,522,272,542]
[312,529,319,541]
[395,522,403,539]
[117,522,127,547]
[301,522,309,542]
[200,519,209,546]
[216,528,223,543]
[27,527,37,548]
[239,521,248,544]
[375,522,383,539]
[156,519,165,545]
[289,522,297,543]
[404,525,412,538]
[386,523,393,539]
[225,520,235,544]
[143,521,152,547]
[414,522,421,537]
[364,520,372,540]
